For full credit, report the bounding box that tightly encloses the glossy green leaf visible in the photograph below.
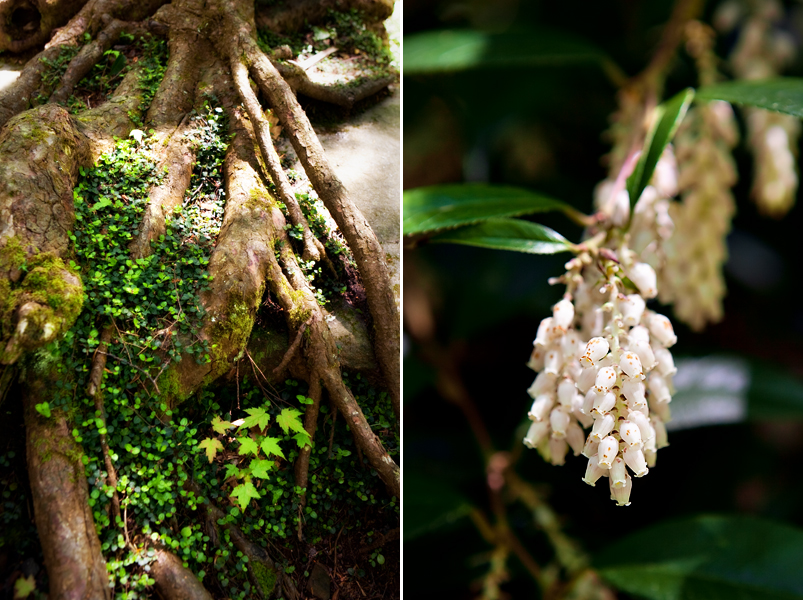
[627,88,695,208]
[697,78,803,118]
[429,218,572,254]
[403,184,571,236]
[404,472,473,541]
[404,28,610,75]
[596,515,803,600]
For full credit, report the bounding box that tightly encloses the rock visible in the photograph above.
[307,562,331,600]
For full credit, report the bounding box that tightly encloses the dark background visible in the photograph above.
[403,0,803,597]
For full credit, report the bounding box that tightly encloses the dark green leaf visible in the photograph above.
[596,515,803,600]
[404,472,473,541]
[627,88,695,208]
[429,218,572,254]
[403,184,571,236]
[404,28,611,75]
[109,52,127,77]
[697,78,803,118]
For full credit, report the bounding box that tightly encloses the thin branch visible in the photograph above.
[272,321,309,376]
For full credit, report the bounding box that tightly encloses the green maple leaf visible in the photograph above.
[197,438,224,463]
[211,415,232,434]
[14,575,35,599]
[224,463,241,480]
[230,481,260,511]
[237,436,260,457]
[260,436,286,459]
[249,459,274,479]
[277,408,307,437]
[240,407,270,431]
[293,431,312,448]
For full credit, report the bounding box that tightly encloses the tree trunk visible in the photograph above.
[0,0,399,596]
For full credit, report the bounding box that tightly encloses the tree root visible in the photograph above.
[0,0,86,53]
[24,377,111,600]
[150,548,214,600]
[213,0,400,420]
[255,0,394,34]
[295,372,321,539]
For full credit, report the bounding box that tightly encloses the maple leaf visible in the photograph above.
[240,407,270,431]
[230,481,260,511]
[13,575,35,599]
[224,463,241,480]
[197,438,224,463]
[237,436,260,457]
[249,459,274,479]
[277,408,308,437]
[211,415,232,434]
[260,436,286,459]
[293,431,312,448]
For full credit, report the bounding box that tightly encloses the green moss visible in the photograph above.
[250,560,277,597]
[0,236,26,273]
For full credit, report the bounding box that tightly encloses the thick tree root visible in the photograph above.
[0,0,86,53]
[150,549,214,600]
[213,0,400,420]
[24,378,111,600]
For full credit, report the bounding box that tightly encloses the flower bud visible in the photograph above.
[610,473,632,506]
[651,416,669,449]
[528,371,556,398]
[610,456,627,488]
[550,407,571,438]
[629,325,650,344]
[590,413,615,441]
[594,366,617,394]
[557,378,576,407]
[582,389,595,415]
[628,339,656,371]
[624,447,649,477]
[581,337,609,367]
[553,298,575,330]
[619,294,646,327]
[524,420,549,448]
[598,435,619,469]
[582,454,606,486]
[566,421,585,456]
[629,262,658,298]
[576,367,597,394]
[619,420,642,448]
[619,352,643,379]
[582,436,599,458]
[627,410,653,443]
[648,313,677,347]
[529,393,555,421]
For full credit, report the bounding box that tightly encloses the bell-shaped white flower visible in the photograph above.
[591,391,616,415]
[619,420,643,448]
[622,379,647,410]
[550,407,571,438]
[648,373,671,404]
[533,317,554,347]
[598,435,619,469]
[549,438,568,465]
[594,366,617,394]
[619,294,646,327]
[582,454,606,486]
[651,416,669,449]
[629,262,658,298]
[648,313,677,347]
[624,447,649,477]
[527,346,545,372]
[529,393,555,421]
[553,298,575,330]
[628,338,656,371]
[576,366,597,394]
[610,456,627,488]
[610,473,632,506]
[654,347,677,377]
[581,337,609,367]
[528,371,556,398]
[544,348,563,376]
[561,329,582,360]
[590,413,615,441]
[619,352,643,379]
[566,421,585,456]
[524,420,549,448]
[627,410,653,444]
[582,436,599,458]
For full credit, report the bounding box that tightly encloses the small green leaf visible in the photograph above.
[596,515,803,600]
[109,52,127,77]
[230,481,260,512]
[224,463,241,480]
[404,28,611,75]
[13,574,36,599]
[627,87,695,208]
[35,402,51,418]
[197,438,223,463]
[211,415,231,434]
[260,436,286,460]
[240,407,270,431]
[237,436,259,457]
[276,408,308,437]
[181,526,192,538]
[403,183,570,236]
[249,459,273,479]
[696,78,803,119]
[429,218,572,254]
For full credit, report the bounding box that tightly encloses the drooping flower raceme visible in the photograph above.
[523,250,676,506]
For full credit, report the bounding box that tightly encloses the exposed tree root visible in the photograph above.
[24,377,111,600]
[150,548,214,600]
[0,0,86,53]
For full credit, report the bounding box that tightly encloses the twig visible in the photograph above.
[290,46,338,71]
[272,321,309,376]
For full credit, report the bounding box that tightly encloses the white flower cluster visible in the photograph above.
[719,0,800,217]
[523,255,676,506]
[664,102,738,330]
